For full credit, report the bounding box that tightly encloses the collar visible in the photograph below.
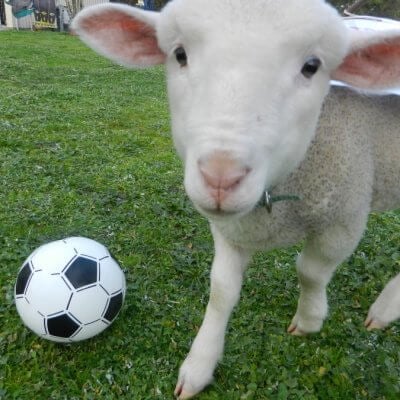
[257,190,301,213]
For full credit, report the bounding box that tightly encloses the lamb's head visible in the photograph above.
[72,0,400,219]
[160,0,348,219]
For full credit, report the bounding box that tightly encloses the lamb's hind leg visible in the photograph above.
[289,219,367,336]
[366,273,400,330]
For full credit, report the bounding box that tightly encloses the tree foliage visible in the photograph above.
[154,0,169,9]
[328,0,400,18]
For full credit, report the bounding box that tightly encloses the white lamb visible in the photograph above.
[72,1,400,398]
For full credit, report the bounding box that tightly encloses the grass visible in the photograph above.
[0,30,399,400]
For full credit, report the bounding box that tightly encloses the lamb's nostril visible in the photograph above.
[198,153,250,193]
[200,168,247,190]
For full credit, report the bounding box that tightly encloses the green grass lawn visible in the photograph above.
[0,30,399,400]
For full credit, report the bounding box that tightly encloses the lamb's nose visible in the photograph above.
[199,152,250,203]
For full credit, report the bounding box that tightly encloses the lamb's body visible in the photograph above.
[177,87,400,399]
[217,87,400,252]
[72,1,400,398]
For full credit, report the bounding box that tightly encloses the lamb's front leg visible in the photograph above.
[175,227,251,400]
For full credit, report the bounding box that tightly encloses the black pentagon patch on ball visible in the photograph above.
[15,263,32,296]
[103,292,123,322]
[65,256,98,289]
[47,313,80,338]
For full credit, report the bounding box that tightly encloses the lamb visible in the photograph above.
[71,1,400,398]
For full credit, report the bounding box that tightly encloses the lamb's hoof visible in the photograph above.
[364,315,387,331]
[174,382,197,400]
[174,355,213,399]
[288,313,323,336]
[287,323,307,336]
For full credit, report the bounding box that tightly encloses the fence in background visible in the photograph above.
[1,0,110,30]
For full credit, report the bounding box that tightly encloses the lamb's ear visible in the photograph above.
[331,28,400,90]
[71,4,166,68]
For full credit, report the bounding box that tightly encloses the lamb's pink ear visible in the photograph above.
[71,4,166,68]
[332,28,400,90]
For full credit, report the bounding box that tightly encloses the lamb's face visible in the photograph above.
[157,0,348,219]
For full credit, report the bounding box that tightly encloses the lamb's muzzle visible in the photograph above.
[198,152,251,208]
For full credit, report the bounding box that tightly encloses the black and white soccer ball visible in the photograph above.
[15,237,126,342]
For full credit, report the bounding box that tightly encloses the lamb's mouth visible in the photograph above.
[195,191,269,219]
[201,190,272,217]
[196,190,302,219]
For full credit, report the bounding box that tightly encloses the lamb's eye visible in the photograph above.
[174,47,187,67]
[301,57,321,78]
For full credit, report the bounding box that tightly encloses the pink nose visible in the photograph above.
[199,152,250,205]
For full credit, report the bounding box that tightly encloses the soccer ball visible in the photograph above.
[15,237,126,343]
